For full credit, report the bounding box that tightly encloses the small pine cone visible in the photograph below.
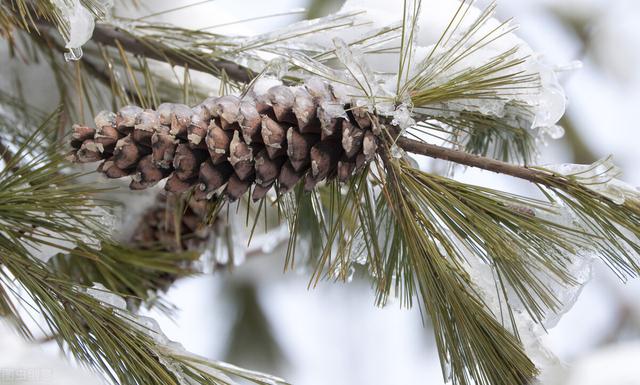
[131,193,211,252]
[69,80,380,202]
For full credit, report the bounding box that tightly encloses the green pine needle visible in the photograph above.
[378,154,538,385]
[48,241,200,311]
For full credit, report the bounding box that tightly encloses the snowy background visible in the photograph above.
[2,0,640,384]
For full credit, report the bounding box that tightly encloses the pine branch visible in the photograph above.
[396,136,547,183]
[89,23,256,83]
[0,111,287,385]
[6,2,639,385]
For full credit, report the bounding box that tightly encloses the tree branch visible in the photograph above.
[90,24,256,83]
[396,136,549,184]
[50,21,563,188]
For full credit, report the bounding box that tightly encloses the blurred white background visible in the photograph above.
[2,1,640,384]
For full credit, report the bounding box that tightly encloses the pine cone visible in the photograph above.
[130,193,211,252]
[69,81,379,202]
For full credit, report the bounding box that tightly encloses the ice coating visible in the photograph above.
[333,37,383,100]
[544,156,640,205]
[529,202,598,328]
[25,205,113,262]
[249,77,284,105]
[331,0,567,130]
[390,104,415,130]
[123,305,287,385]
[539,124,566,140]
[52,0,113,61]
[87,283,127,309]
[464,254,563,379]
[236,0,569,142]
[88,291,221,384]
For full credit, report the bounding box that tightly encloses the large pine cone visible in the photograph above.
[69,81,379,201]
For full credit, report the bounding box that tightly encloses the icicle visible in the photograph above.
[52,0,113,61]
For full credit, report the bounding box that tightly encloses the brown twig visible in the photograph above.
[90,24,256,83]
[396,136,549,184]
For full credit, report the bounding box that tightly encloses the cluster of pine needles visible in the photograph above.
[0,1,638,385]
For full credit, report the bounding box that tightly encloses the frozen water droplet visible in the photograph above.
[541,124,565,139]
[390,144,404,159]
[390,104,415,129]
[64,47,83,61]
[346,266,355,283]
[53,0,113,60]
